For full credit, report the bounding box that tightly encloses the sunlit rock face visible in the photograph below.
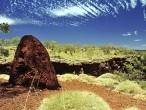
[9,35,60,89]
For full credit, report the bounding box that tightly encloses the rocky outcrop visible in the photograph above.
[0,63,11,74]
[82,58,127,76]
[0,58,127,77]
[9,35,60,89]
[53,58,127,76]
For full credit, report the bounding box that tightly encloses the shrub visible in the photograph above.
[38,90,111,110]
[95,77,119,89]
[0,47,9,57]
[122,107,141,110]
[57,74,78,82]
[98,73,122,80]
[0,74,9,80]
[78,74,96,83]
[93,73,121,89]
[114,80,144,95]
[133,94,146,101]
[138,81,146,90]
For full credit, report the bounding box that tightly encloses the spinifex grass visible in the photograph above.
[38,90,111,110]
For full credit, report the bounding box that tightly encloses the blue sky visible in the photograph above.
[0,0,146,50]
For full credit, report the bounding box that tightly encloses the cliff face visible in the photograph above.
[0,57,127,76]
[53,57,127,76]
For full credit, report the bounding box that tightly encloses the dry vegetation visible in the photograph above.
[1,37,146,109]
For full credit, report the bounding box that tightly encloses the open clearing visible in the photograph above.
[0,80,146,110]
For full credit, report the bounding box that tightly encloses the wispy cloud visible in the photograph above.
[134,31,138,35]
[143,10,146,20]
[45,0,146,19]
[47,2,106,18]
[49,5,88,17]
[0,15,16,25]
[2,0,146,26]
[0,15,43,26]
[134,39,142,42]
[130,0,137,8]
[122,30,138,36]
[122,32,132,36]
[140,0,146,6]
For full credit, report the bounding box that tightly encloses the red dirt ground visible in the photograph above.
[0,79,146,110]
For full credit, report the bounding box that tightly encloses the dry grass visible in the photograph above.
[38,90,111,110]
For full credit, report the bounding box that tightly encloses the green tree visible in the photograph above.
[43,40,49,49]
[11,37,20,46]
[0,23,10,57]
[0,48,9,57]
[63,44,76,55]
[48,41,57,50]
[0,23,9,33]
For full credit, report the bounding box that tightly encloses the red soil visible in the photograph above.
[0,80,146,110]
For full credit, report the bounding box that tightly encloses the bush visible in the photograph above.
[0,74,9,80]
[95,77,119,89]
[98,73,122,80]
[122,107,141,110]
[57,74,78,82]
[94,73,121,89]
[133,94,146,101]
[38,90,111,110]
[114,80,144,95]
[0,47,9,57]
[138,81,146,90]
[78,74,97,84]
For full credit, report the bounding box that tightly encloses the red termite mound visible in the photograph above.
[9,35,60,89]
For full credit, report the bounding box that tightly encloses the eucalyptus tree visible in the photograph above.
[0,23,9,33]
[0,23,10,57]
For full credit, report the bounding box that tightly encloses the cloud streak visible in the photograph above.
[0,15,43,26]
[49,5,88,17]
[140,0,146,6]
[122,31,138,36]
[130,0,137,8]
[122,32,132,36]
[1,0,146,26]
[134,39,142,42]
[0,15,16,25]
[134,31,138,35]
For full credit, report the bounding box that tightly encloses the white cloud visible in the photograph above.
[134,31,138,35]
[122,31,138,36]
[122,32,132,36]
[2,0,146,26]
[140,0,146,6]
[0,15,43,26]
[134,39,142,42]
[143,10,146,20]
[49,5,88,17]
[0,15,16,25]
[46,2,113,18]
[130,0,137,8]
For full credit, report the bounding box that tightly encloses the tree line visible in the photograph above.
[0,22,136,58]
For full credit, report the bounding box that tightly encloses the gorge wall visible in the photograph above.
[0,57,127,77]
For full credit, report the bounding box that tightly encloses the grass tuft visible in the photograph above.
[38,90,111,110]
[114,80,145,95]
[122,106,141,110]
[95,77,119,89]
[57,74,78,82]
[133,94,146,101]
[0,74,9,80]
